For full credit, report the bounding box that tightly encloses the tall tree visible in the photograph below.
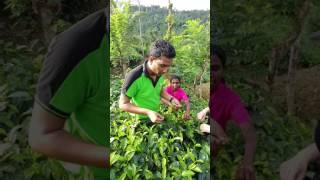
[286,0,311,116]
[110,0,138,76]
[137,0,144,57]
[164,0,174,41]
[171,19,210,95]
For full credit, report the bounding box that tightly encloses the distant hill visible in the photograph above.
[129,5,209,42]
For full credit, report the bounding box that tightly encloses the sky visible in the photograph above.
[130,0,210,11]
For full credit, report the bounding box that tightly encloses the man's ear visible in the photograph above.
[149,56,156,61]
[148,56,156,65]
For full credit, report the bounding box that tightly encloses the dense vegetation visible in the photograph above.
[110,77,210,180]
[1,0,320,179]
[0,0,105,179]
[110,1,211,179]
[212,0,320,179]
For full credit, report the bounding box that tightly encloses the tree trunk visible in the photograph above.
[120,58,128,77]
[40,7,56,44]
[266,0,311,91]
[32,0,62,45]
[198,64,207,99]
[193,76,197,92]
[286,0,311,116]
[287,38,300,116]
[137,0,144,57]
[165,0,173,41]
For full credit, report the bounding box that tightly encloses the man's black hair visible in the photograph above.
[211,44,226,67]
[170,75,181,82]
[149,40,176,59]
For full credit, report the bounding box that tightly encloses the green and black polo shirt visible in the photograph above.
[121,61,165,120]
[35,9,108,179]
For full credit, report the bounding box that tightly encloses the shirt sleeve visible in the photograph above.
[120,65,143,98]
[35,55,93,119]
[125,80,139,98]
[35,10,106,119]
[230,100,250,125]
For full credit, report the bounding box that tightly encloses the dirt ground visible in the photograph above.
[195,83,210,100]
[272,65,320,121]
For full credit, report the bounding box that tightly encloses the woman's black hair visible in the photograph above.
[170,75,181,82]
[211,44,226,67]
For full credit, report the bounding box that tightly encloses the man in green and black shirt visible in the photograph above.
[119,40,181,123]
[28,9,109,179]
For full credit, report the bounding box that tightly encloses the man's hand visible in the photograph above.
[147,110,164,123]
[183,112,190,120]
[200,123,210,133]
[197,107,209,122]
[235,162,255,180]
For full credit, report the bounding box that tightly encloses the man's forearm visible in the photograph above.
[161,97,171,106]
[119,102,151,115]
[30,129,108,168]
[298,143,320,163]
[161,89,173,101]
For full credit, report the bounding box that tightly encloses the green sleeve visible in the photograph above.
[49,58,94,115]
[125,80,139,98]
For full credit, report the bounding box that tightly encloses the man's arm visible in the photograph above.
[280,122,320,180]
[161,97,171,106]
[160,89,181,108]
[28,102,108,168]
[119,94,150,115]
[280,143,320,180]
[160,88,173,101]
[119,94,163,123]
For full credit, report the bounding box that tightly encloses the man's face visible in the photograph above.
[171,79,180,90]
[211,55,224,85]
[150,56,172,75]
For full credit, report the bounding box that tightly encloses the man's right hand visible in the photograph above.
[147,110,164,123]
